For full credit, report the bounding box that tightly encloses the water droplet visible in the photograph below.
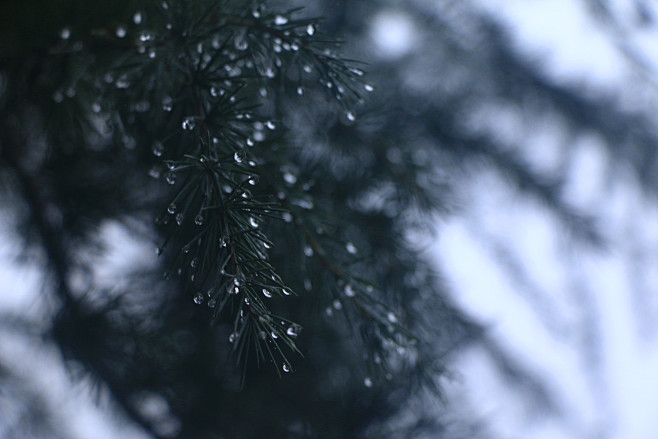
[283,288,292,296]
[364,84,374,92]
[248,176,259,185]
[52,90,64,103]
[387,312,398,323]
[156,246,163,255]
[167,203,176,214]
[283,171,297,185]
[364,377,373,387]
[282,363,291,372]
[182,244,190,254]
[234,151,245,163]
[60,27,71,40]
[193,292,204,304]
[303,64,312,73]
[133,12,143,25]
[304,278,312,291]
[207,298,216,308]
[306,24,315,35]
[333,299,342,310]
[249,217,259,228]
[175,212,184,225]
[162,96,173,111]
[346,111,356,122]
[210,86,219,97]
[286,324,301,338]
[271,331,278,339]
[303,246,313,257]
[182,117,195,130]
[190,258,198,268]
[152,141,164,157]
[274,15,288,25]
[282,212,293,223]
[194,214,204,226]
[344,284,355,297]
[346,242,357,254]
[264,67,275,78]
[262,289,272,298]
[234,29,248,50]
[139,32,152,42]
[161,1,169,10]
[220,235,228,247]
[265,120,276,130]
[296,86,304,96]
[229,332,238,343]
[263,242,272,249]
[149,166,160,179]
[325,306,333,316]
[165,172,176,185]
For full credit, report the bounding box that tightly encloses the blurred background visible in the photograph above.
[3,0,658,438]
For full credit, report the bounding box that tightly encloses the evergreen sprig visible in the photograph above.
[94,0,392,374]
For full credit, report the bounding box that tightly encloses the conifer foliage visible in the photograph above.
[0,1,464,438]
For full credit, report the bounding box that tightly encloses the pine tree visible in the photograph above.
[0,1,471,438]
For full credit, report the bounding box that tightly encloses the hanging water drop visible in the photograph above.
[364,377,373,388]
[194,214,204,226]
[303,64,312,73]
[152,141,164,157]
[175,212,184,225]
[262,288,272,298]
[229,332,238,343]
[282,363,290,373]
[344,284,355,297]
[234,151,245,163]
[162,96,173,111]
[333,299,342,310]
[167,203,176,214]
[165,172,176,185]
[133,12,143,24]
[210,86,219,97]
[274,15,288,25]
[364,83,374,92]
[283,171,297,185]
[190,258,198,268]
[249,217,259,228]
[346,242,357,254]
[182,244,190,254]
[234,29,248,50]
[182,117,195,130]
[271,331,278,339]
[156,246,163,255]
[306,24,315,36]
[60,27,71,40]
[265,120,276,130]
[286,324,301,337]
[193,292,204,304]
[283,288,292,296]
[346,111,356,122]
[303,246,313,257]
[387,312,398,323]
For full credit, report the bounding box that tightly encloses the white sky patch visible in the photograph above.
[369,9,417,59]
[472,0,625,87]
